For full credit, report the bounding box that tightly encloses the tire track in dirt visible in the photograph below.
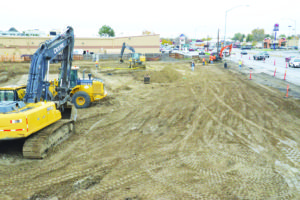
[173,70,294,198]
[0,159,118,194]
[66,154,147,200]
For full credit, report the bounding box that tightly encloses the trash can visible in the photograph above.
[144,75,150,84]
[224,62,227,69]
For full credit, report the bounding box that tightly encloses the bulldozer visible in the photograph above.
[0,26,79,159]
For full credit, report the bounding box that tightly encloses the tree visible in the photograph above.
[251,28,265,41]
[252,41,257,47]
[98,25,115,37]
[279,34,286,38]
[201,37,212,41]
[246,34,253,42]
[264,34,273,39]
[232,33,245,42]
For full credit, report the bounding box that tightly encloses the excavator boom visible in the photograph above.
[219,44,233,58]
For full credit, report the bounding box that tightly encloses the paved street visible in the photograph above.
[226,49,300,85]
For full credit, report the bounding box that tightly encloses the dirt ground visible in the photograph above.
[1,60,300,199]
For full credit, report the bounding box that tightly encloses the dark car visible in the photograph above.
[241,46,251,50]
[241,51,247,55]
[253,52,269,60]
[199,51,205,55]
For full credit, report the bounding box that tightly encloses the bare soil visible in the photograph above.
[1,60,300,199]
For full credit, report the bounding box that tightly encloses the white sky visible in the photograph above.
[1,0,299,39]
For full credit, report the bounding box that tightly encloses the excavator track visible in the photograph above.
[23,119,75,159]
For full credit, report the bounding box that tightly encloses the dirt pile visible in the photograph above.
[133,66,182,83]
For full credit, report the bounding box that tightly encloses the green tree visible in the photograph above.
[264,34,273,39]
[251,28,265,41]
[98,25,115,37]
[246,34,253,42]
[201,37,212,41]
[232,33,245,42]
[279,34,286,38]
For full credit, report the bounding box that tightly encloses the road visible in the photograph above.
[226,49,300,85]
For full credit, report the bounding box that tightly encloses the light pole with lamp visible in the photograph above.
[282,18,297,49]
[224,5,249,47]
[289,18,297,49]
[288,25,292,49]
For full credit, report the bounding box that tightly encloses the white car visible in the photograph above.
[289,58,300,68]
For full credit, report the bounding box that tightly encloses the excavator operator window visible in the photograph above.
[0,90,15,101]
[70,70,78,88]
[133,53,140,59]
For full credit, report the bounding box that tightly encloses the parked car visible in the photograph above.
[189,48,195,51]
[241,51,247,55]
[241,47,251,50]
[289,58,300,68]
[253,52,269,60]
[199,51,205,55]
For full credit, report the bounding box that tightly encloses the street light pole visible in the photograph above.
[289,19,297,48]
[224,5,249,47]
[283,18,297,48]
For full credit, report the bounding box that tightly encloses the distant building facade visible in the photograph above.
[0,34,160,56]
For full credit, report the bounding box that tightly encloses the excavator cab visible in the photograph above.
[70,66,79,88]
[0,85,26,102]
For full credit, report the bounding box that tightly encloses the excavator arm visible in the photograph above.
[219,44,233,58]
[120,42,135,63]
[24,26,74,106]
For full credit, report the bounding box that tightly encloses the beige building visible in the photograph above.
[0,34,160,56]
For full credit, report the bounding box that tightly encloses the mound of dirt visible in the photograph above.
[0,72,8,83]
[134,66,182,83]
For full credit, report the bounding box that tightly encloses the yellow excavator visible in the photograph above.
[0,26,78,159]
[119,42,146,68]
[0,85,26,101]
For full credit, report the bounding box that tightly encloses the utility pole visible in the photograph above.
[207,35,209,52]
[217,29,220,58]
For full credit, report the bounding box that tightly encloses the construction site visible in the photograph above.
[1,28,300,200]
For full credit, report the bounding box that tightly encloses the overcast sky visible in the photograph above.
[1,0,299,39]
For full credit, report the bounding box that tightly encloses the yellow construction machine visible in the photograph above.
[48,65,107,108]
[0,85,26,101]
[0,26,78,159]
[119,42,146,68]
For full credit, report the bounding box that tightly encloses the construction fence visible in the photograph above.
[0,52,207,63]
